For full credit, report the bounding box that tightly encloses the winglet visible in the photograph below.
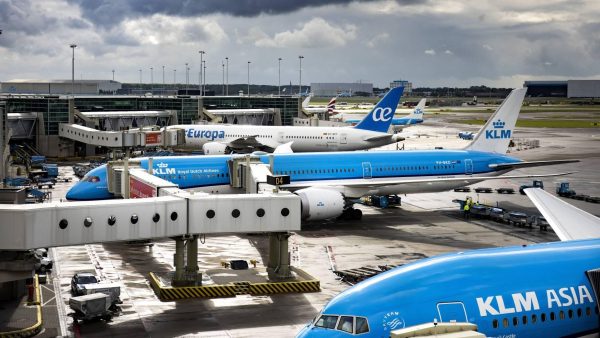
[354,87,404,133]
[465,88,527,154]
[524,188,600,241]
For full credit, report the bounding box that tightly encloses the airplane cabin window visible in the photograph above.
[550,312,556,321]
[513,317,518,326]
[559,311,565,320]
[541,313,546,322]
[337,316,354,333]
[315,315,339,329]
[502,318,509,328]
[568,309,573,319]
[492,319,498,328]
[355,317,369,334]
[577,308,582,317]
[522,315,527,325]
[531,314,537,323]
[586,307,591,316]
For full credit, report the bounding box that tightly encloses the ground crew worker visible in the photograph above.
[463,201,471,220]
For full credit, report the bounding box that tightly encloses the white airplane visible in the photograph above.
[170,87,405,154]
[302,95,336,115]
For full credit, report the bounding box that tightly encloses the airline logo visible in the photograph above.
[153,162,176,175]
[476,285,594,317]
[414,108,423,115]
[485,119,511,139]
[186,129,225,141]
[372,107,394,122]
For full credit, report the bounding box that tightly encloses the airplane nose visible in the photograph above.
[65,184,82,200]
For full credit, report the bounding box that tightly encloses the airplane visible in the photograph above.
[296,188,600,337]
[68,87,577,221]
[343,98,426,127]
[168,87,405,154]
[302,95,337,115]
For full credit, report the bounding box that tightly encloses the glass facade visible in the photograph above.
[0,95,300,136]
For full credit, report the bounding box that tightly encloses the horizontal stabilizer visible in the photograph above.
[524,188,600,241]
[489,159,580,171]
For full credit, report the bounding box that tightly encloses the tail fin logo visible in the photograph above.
[486,119,511,139]
[372,107,394,122]
[414,108,423,115]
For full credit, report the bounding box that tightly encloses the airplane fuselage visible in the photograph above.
[66,149,520,200]
[171,124,398,152]
[297,239,600,337]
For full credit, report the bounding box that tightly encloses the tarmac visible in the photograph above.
[1,114,600,337]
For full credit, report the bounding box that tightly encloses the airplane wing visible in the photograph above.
[489,159,579,170]
[282,172,573,195]
[524,188,600,241]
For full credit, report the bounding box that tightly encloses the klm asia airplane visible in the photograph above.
[343,98,426,127]
[296,188,600,338]
[169,87,405,154]
[67,88,575,221]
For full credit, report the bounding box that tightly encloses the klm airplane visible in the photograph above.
[67,88,575,221]
[343,98,426,127]
[296,189,600,337]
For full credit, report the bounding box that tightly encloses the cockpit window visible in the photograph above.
[81,175,100,183]
[337,316,354,333]
[315,315,338,329]
[355,317,369,334]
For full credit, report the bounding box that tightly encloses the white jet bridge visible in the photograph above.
[0,156,300,285]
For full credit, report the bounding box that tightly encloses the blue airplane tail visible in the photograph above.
[353,87,403,133]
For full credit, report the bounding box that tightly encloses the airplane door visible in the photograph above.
[277,132,285,143]
[362,162,372,179]
[437,302,468,323]
[465,159,473,175]
[340,133,347,144]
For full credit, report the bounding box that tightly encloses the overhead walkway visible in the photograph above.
[7,113,38,140]
[205,108,280,126]
[79,110,177,131]
[58,123,186,148]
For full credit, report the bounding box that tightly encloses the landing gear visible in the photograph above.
[338,208,362,221]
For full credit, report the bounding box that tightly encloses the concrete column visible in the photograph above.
[267,232,292,279]
[172,237,186,286]
[185,235,198,274]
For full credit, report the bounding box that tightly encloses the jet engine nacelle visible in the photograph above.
[202,142,228,155]
[295,188,345,221]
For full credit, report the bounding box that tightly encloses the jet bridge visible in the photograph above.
[0,158,301,287]
[58,123,186,148]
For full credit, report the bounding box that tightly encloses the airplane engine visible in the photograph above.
[202,142,228,155]
[295,188,345,221]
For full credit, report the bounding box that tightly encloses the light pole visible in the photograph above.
[173,69,176,84]
[202,61,206,95]
[225,57,229,96]
[185,63,189,91]
[247,61,251,96]
[162,65,165,86]
[70,44,77,95]
[198,50,205,94]
[298,55,304,95]
[278,57,282,96]
[112,69,115,81]
[138,69,142,86]
[150,67,154,91]
[222,61,225,95]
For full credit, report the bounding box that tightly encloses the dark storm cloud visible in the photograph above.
[67,0,426,27]
[0,0,57,37]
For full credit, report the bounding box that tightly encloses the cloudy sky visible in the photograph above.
[1,0,599,88]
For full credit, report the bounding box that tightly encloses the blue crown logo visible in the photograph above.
[157,162,168,168]
[414,108,423,115]
[492,119,505,129]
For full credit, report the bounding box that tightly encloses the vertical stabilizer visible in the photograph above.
[405,98,426,121]
[354,87,404,133]
[465,88,527,154]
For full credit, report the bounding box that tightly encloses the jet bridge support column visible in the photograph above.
[185,235,199,280]
[267,232,292,279]
[172,237,187,287]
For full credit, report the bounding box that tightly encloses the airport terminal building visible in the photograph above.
[1,80,123,95]
[0,95,300,157]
